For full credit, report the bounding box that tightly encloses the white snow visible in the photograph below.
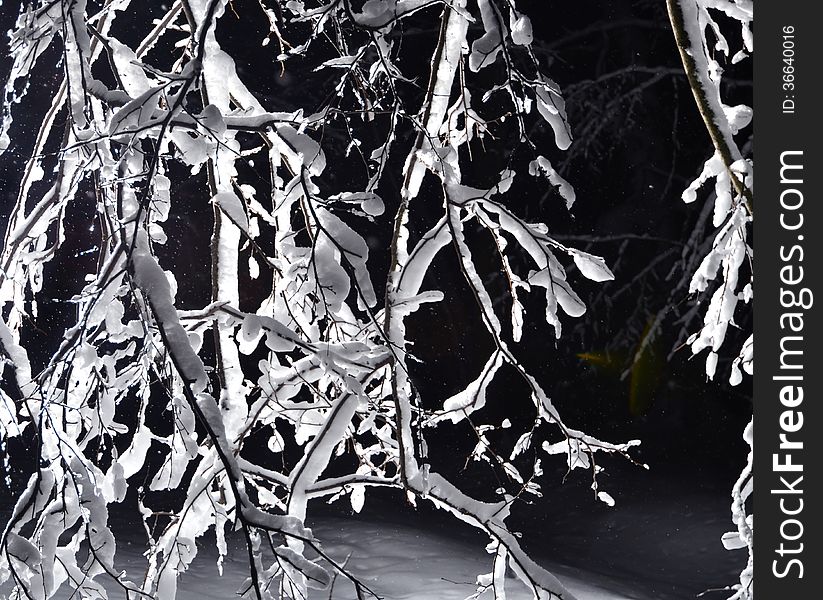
[65,516,647,600]
[568,249,615,283]
[439,351,504,423]
[212,191,249,233]
[509,11,534,46]
[533,77,573,151]
[529,156,576,209]
[470,0,503,72]
[401,0,469,201]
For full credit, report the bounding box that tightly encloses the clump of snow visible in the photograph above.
[529,156,576,209]
[212,191,249,233]
[509,11,533,46]
[80,516,646,600]
[469,0,503,72]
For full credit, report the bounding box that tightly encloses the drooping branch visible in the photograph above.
[0,1,647,599]
[666,0,753,215]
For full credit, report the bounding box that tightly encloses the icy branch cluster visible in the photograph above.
[667,1,753,598]
[0,1,638,599]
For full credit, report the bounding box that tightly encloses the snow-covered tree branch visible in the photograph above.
[666,1,753,598]
[0,1,753,599]
[0,1,643,598]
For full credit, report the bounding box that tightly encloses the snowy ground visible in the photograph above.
[1,469,741,600]
[98,516,648,600]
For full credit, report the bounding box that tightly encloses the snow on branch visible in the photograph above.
[667,1,753,597]
[1,1,641,599]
